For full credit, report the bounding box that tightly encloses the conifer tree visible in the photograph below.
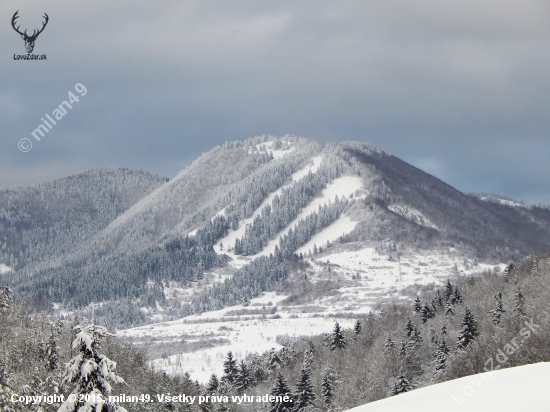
[269,349,283,370]
[235,360,254,392]
[444,279,453,301]
[330,322,346,350]
[294,368,316,410]
[489,292,506,325]
[58,324,127,412]
[451,286,463,305]
[222,351,238,384]
[303,342,315,371]
[353,320,362,336]
[413,296,422,314]
[513,288,526,317]
[320,367,336,408]
[206,374,219,393]
[46,326,60,371]
[270,373,294,412]
[384,337,396,352]
[404,318,415,337]
[456,307,479,350]
[0,282,13,315]
[433,339,451,371]
[503,261,516,283]
[445,302,454,316]
[391,374,412,395]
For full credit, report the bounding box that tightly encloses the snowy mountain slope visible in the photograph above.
[0,167,165,271]
[345,362,550,412]
[5,135,550,326]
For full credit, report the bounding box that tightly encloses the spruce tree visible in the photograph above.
[513,288,526,317]
[391,375,412,395]
[330,322,346,350]
[413,296,422,314]
[46,326,60,371]
[270,373,294,412]
[58,324,127,412]
[222,351,238,384]
[433,339,451,371]
[456,307,479,350]
[235,360,255,392]
[451,286,463,305]
[0,282,13,315]
[444,279,453,301]
[503,261,516,283]
[445,302,454,316]
[353,320,362,336]
[404,318,415,337]
[303,343,315,371]
[206,374,219,393]
[294,368,316,410]
[320,367,336,408]
[489,292,506,325]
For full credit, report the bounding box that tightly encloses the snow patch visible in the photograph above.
[296,215,358,255]
[0,263,12,274]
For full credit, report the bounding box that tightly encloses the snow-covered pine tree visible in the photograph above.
[384,337,396,352]
[513,288,526,317]
[489,292,506,325]
[456,307,479,350]
[222,351,238,384]
[268,349,283,371]
[451,286,463,305]
[206,374,219,393]
[294,368,316,410]
[443,279,453,302]
[303,342,315,371]
[0,364,21,412]
[413,296,422,314]
[391,374,412,395]
[353,320,362,336]
[0,282,13,315]
[235,360,254,392]
[58,324,127,412]
[330,322,346,350]
[404,318,415,337]
[433,339,451,371]
[503,261,516,283]
[445,302,454,316]
[320,366,336,408]
[269,373,294,412]
[46,326,60,371]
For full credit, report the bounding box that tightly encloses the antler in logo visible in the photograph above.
[11,11,49,53]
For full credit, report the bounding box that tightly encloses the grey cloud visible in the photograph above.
[1,0,549,203]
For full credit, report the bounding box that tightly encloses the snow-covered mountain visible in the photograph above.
[345,362,550,412]
[3,135,550,325]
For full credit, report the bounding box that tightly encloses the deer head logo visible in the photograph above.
[11,11,49,54]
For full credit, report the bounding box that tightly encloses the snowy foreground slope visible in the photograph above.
[346,362,550,412]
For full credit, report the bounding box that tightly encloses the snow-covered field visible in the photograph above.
[120,238,500,383]
[346,362,550,412]
[119,290,355,382]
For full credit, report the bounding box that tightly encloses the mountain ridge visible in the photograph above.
[2,135,550,327]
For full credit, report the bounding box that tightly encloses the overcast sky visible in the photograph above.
[2,1,550,204]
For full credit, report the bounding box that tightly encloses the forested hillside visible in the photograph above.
[2,135,550,330]
[1,252,548,411]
